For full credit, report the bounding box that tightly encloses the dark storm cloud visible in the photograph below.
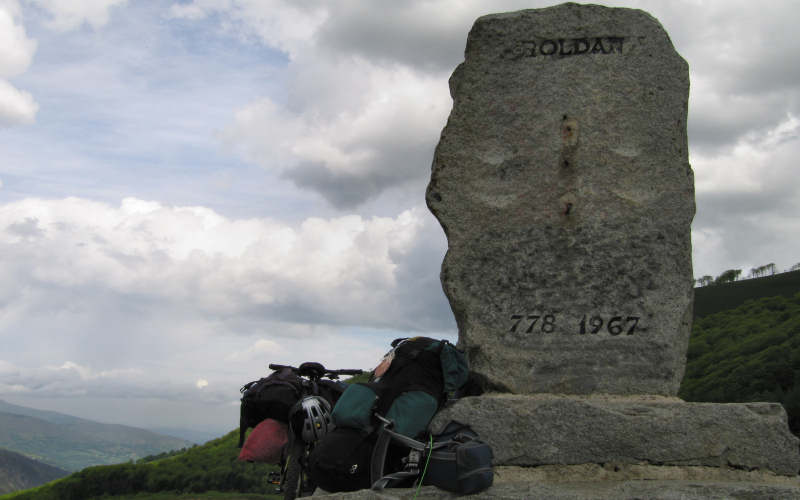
[389,215,456,332]
[314,2,468,73]
[659,0,800,155]
[283,139,436,209]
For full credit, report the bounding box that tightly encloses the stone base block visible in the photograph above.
[430,394,800,476]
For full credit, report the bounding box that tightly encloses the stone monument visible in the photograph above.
[423,3,799,498]
[426,3,694,396]
[319,3,800,498]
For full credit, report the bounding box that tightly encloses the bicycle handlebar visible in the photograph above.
[268,363,364,379]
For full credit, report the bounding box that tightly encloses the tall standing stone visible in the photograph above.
[426,3,695,395]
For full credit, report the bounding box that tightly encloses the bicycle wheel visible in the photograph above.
[283,439,305,500]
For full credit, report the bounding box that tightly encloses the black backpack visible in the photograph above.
[373,337,458,413]
[307,337,470,492]
[238,367,302,447]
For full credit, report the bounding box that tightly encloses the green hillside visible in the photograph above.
[693,269,800,318]
[0,430,279,500]
[0,448,67,495]
[680,292,800,435]
[0,402,192,471]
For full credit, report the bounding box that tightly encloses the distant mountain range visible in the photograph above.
[146,426,221,445]
[0,400,192,473]
[0,448,67,495]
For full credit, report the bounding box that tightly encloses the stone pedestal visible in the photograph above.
[431,395,800,476]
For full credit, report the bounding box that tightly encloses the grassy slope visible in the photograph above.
[0,430,280,500]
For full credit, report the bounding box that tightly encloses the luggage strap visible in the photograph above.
[369,417,452,491]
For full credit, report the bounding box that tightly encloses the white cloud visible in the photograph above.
[0,1,36,77]
[225,338,285,363]
[0,360,222,401]
[690,114,800,277]
[28,0,128,31]
[0,195,453,427]
[167,0,327,58]
[0,196,433,328]
[0,360,19,376]
[693,114,799,196]
[0,0,37,126]
[0,78,38,125]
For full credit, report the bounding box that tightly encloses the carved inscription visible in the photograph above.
[504,36,625,59]
[509,313,641,335]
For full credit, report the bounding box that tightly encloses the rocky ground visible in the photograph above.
[314,464,800,499]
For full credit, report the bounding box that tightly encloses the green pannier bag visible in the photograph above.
[331,383,379,430]
[331,384,439,438]
[434,341,469,394]
[385,390,438,438]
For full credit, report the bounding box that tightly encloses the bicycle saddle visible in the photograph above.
[298,361,326,379]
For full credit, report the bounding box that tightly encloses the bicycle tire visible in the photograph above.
[283,439,305,500]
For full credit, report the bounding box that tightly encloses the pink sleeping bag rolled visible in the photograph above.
[238,418,289,463]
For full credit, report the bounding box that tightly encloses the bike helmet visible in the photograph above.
[289,396,333,443]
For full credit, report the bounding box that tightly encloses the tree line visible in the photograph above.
[696,262,800,287]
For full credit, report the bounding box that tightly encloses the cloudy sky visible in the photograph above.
[1,0,798,437]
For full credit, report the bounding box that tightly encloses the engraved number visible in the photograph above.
[626,316,639,335]
[542,314,556,333]
[514,313,640,335]
[579,315,640,335]
[608,316,623,335]
[525,315,540,333]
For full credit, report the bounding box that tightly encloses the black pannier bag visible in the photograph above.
[238,367,302,447]
[306,427,374,492]
[420,421,494,494]
[370,420,494,495]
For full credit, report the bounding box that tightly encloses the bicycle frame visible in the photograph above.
[266,362,363,500]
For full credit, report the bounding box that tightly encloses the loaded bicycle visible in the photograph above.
[264,362,363,500]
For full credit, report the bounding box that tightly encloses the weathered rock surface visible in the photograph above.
[430,395,800,476]
[426,3,695,396]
